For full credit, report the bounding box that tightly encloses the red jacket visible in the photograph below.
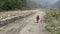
[36,16,40,20]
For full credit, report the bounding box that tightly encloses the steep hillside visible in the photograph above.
[0,0,27,10]
[29,0,58,8]
[27,0,42,9]
[51,0,60,9]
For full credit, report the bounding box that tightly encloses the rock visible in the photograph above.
[8,14,11,17]
[46,26,56,32]
[57,26,60,30]
[1,16,3,19]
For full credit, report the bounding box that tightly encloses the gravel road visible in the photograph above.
[0,10,49,34]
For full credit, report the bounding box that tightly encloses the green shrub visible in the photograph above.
[44,9,60,34]
[0,0,27,10]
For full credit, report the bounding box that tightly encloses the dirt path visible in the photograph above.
[19,10,49,34]
[0,10,49,34]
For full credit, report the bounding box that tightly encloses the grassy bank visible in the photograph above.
[43,9,60,34]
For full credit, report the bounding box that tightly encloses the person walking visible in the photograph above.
[36,15,40,23]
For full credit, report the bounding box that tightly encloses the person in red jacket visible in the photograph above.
[36,15,40,23]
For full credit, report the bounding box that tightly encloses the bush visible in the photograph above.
[0,0,27,10]
[44,9,60,34]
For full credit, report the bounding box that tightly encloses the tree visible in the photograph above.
[0,0,27,10]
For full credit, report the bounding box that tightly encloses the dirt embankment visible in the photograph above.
[0,10,35,27]
[0,11,28,20]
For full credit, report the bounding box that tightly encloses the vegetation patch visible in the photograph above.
[43,9,60,34]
